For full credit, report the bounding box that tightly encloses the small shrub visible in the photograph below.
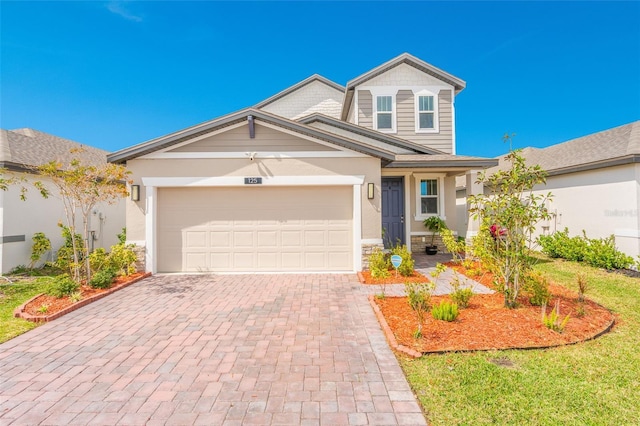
[369,248,390,279]
[89,248,109,274]
[405,282,433,338]
[89,267,117,289]
[431,301,459,321]
[69,291,83,303]
[30,232,51,268]
[523,271,551,306]
[583,235,633,270]
[46,274,79,298]
[542,300,570,333]
[429,263,447,285]
[441,228,465,263]
[117,227,127,245]
[450,272,473,308]
[108,244,137,276]
[576,302,586,318]
[8,265,30,275]
[390,244,415,277]
[576,273,588,302]
[37,304,49,314]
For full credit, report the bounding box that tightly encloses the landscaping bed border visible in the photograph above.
[13,272,151,322]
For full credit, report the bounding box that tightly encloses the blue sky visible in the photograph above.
[1,1,639,158]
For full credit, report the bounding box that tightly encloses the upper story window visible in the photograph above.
[375,95,394,132]
[418,96,435,129]
[414,91,439,133]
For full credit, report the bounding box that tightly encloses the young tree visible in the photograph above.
[32,149,131,282]
[468,135,552,308]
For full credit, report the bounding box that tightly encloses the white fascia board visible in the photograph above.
[142,175,365,188]
[140,151,367,159]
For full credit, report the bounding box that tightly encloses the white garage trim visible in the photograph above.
[142,175,364,188]
[143,175,364,273]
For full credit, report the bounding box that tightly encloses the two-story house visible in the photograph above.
[108,53,497,273]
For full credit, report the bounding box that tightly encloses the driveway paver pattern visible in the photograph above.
[0,274,426,425]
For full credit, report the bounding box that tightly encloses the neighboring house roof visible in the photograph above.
[341,53,467,121]
[253,74,345,109]
[0,128,108,172]
[496,120,640,176]
[456,120,640,189]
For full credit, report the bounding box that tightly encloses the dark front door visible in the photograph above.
[381,177,405,248]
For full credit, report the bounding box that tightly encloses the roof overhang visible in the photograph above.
[297,113,444,155]
[107,109,399,164]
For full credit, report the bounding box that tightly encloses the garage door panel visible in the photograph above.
[210,231,231,247]
[210,252,230,269]
[257,231,278,247]
[233,232,254,247]
[185,231,207,248]
[158,186,353,272]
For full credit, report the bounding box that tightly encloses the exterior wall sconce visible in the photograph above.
[131,185,140,201]
[367,183,375,199]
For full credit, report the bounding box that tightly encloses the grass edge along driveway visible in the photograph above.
[400,255,640,425]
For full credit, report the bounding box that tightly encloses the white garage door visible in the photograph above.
[157,186,353,272]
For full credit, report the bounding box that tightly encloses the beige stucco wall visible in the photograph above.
[538,164,639,258]
[126,156,382,243]
[0,172,125,273]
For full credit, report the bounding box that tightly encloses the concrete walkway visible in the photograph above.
[0,274,426,425]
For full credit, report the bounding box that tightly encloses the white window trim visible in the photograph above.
[414,89,440,133]
[413,173,446,221]
[373,94,396,133]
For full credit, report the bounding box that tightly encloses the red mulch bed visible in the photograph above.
[359,270,430,285]
[373,262,615,353]
[18,273,148,321]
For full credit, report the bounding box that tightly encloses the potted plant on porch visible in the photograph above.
[423,216,447,255]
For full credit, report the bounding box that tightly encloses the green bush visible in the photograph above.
[109,244,137,276]
[30,232,51,268]
[55,224,85,276]
[583,235,634,270]
[431,300,459,321]
[89,267,117,289]
[405,281,433,338]
[542,301,570,333]
[523,271,551,306]
[390,244,415,277]
[89,247,109,273]
[369,248,390,279]
[539,228,633,270]
[451,288,473,308]
[46,274,79,298]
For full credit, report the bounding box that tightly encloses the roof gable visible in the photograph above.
[341,53,465,121]
[108,109,402,163]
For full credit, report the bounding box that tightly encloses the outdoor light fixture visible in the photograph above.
[367,183,375,199]
[131,185,140,201]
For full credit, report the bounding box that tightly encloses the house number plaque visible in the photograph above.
[244,177,262,185]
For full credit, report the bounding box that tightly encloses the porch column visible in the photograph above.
[465,171,483,250]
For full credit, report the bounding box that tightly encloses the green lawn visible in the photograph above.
[0,277,52,343]
[401,256,640,425]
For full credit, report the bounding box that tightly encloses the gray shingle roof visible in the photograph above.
[0,128,108,170]
[492,121,640,175]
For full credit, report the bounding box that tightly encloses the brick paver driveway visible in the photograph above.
[0,274,426,425]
